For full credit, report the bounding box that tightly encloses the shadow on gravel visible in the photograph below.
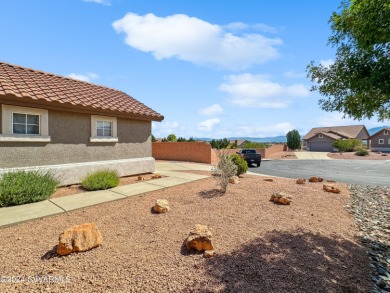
[198,189,225,199]
[191,230,371,292]
[41,245,61,260]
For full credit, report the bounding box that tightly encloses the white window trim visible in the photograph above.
[0,104,50,142]
[90,115,118,143]
[388,138,390,144]
[384,130,388,135]
[378,139,384,144]
[319,134,323,138]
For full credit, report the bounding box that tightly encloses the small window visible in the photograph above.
[319,134,323,138]
[384,130,389,135]
[388,138,390,144]
[96,120,112,137]
[13,113,40,135]
[379,139,384,144]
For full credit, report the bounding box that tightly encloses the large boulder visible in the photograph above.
[323,184,341,194]
[57,223,102,256]
[309,176,324,183]
[270,192,293,205]
[296,178,306,184]
[153,199,170,213]
[185,224,214,253]
[229,176,240,184]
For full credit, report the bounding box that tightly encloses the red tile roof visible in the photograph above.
[0,62,163,121]
[304,125,369,140]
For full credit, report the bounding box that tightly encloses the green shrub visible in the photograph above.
[355,148,369,156]
[0,170,59,207]
[230,154,248,176]
[333,138,362,152]
[81,169,119,191]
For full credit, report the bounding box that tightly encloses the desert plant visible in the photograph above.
[81,169,120,191]
[333,138,362,152]
[230,154,248,176]
[355,148,369,156]
[0,170,59,207]
[212,150,237,193]
[286,129,302,150]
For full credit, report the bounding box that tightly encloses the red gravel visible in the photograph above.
[0,175,371,292]
[328,151,389,160]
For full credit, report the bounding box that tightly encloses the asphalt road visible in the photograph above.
[249,159,390,186]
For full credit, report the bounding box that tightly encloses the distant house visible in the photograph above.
[369,128,390,152]
[229,139,248,148]
[303,125,369,152]
[0,62,163,185]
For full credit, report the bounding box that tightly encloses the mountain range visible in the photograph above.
[195,126,390,143]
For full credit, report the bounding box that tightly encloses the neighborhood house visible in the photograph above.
[303,125,370,152]
[369,128,390,152]
[0,62,163,185]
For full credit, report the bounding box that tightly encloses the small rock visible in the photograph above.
[270,192,292,205]
[153,199,170,213]
[263,178,274,182]
[296,178,306,184]
[323,184,341,194]
[185,224,214,252]
[228,176,240,184]
[326,180,336,183]
[381,153,388,156]
[151,173,162,179]
[203,250,216,258]
[57,223,103,256]
[309,176,324,183]
[137,175,146,181]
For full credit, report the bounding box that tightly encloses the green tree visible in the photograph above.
[210,138,230,149]
[333,138,362,152]
[241,141,267,149]
[307,0,390,121]
[187,137,196,142]
[166,134,177,142]
[151,134,157,142]
[286,130,301,150]
[177,137,187,142]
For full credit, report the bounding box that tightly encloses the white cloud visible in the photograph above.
[112,13,282,70]
[198,104,223,116]
[67,72,99,82]
[219,73,309,108]
[315,113,384,129]
[152,121,185,137]
[284,71,306,79]
[223,22,277,33]
[320,59,334,68]
[82,0,111,5]
[198,118,220,132]
[232,122,294,137]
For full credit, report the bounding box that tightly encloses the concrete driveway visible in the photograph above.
[294,151,332,160]
[251,159,390,186]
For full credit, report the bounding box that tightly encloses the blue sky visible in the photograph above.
[0,0,386,138]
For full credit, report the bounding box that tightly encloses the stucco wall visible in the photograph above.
[152,142,212,164]
[0,108,152,168]
[306,135,334,143]
[370,131,390,148]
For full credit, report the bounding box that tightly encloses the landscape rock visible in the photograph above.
[137,175,146,181]
[296,178,306,184]
[185,224,214,253]
[382,153,388,156]
[229,176,240,184]
[327,180,336,183]
[263,178,274,182]
[203,250,216,258]
[57,223,102,256]
[270,192,292,205]
[323,184,341,193]
[309,176,324,183]
[153,199,170,213]
[151,174,162,179]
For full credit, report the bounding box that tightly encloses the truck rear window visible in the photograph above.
[242,150,256,153]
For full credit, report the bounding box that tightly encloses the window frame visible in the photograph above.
[0,104,50,142]
[12,112,41,135]
[378,138,384,144]
[384,130,388,135]
[319,134,323,138]
[90,115,118,143]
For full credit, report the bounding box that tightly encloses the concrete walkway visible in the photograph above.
[294,151,332,160]
[0,161,212,228]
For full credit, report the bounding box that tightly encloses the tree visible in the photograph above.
[166,134,177,142]
[177,137,187,142]
[286,130,301,150]
[187,137,196,142]
[241,141,267,149]
[210,138,230,149]
[151,134,157,142]
[307,0,390,121]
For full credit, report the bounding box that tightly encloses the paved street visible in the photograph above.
[250,160,390,186]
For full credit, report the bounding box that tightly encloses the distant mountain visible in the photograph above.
[195,136,290,143]
[368,126,390,135]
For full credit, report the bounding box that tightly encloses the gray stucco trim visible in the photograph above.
[0,157,155,186]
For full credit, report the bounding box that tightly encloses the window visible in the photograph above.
[319,134,323,138]
[384,130,388,135]
[90,115,118,142]
[379,139,384,144]
[13,113,40,135]
[0,104,50,142]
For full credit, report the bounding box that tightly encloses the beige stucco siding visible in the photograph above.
[0,109,152,168]
[356,129,369,140]
[370,130,390,148]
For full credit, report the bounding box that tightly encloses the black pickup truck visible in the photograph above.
[236,149,262,167]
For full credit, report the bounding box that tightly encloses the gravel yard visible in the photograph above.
[328,151,389,160]
[0,174,371,292]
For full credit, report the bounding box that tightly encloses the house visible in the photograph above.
[0,62,163,185]
[229,139,248,148]
[303,125,369,152]
[369,128,390,152]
